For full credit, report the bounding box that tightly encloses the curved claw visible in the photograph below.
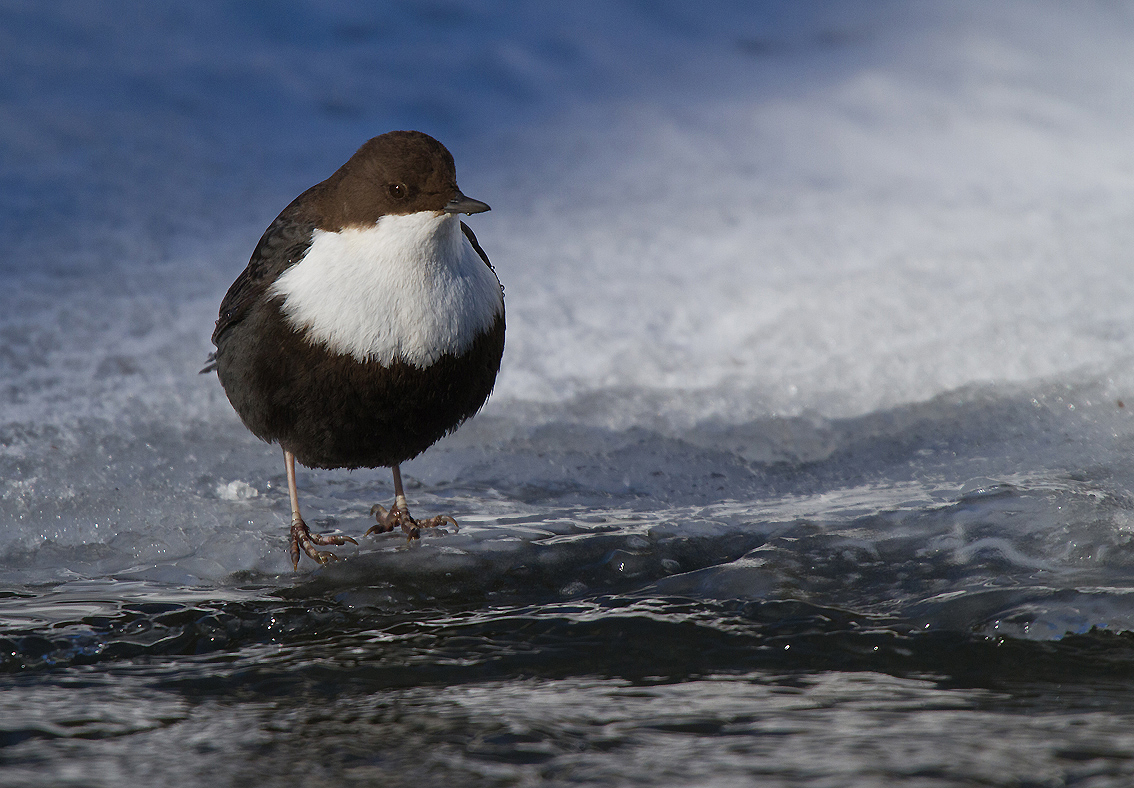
[366,504,458,540]
[310,533,358,547]
[311,549,338,567]
[421,514,460,532]
[289,519,354,569]
[366,504,396,536]
[289,534,300,571]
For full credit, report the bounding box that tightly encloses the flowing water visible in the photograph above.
[4,1,1134,785]
[6,387,1134,786]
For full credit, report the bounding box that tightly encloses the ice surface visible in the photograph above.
[2,0,1134,639]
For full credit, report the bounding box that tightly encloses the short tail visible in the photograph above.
[199,352,217,374]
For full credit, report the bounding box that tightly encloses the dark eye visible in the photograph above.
[388,183,407,199]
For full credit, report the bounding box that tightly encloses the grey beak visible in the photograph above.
[444,190,491,215]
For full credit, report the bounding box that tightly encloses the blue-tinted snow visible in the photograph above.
[2,0,1134,636]
[10,4,1134,786]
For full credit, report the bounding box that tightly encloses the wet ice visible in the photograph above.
[4,3,1134,783]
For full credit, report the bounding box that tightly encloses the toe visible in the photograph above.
[290,519,351,568]
[367,503,402,536]
[308,531,358,547]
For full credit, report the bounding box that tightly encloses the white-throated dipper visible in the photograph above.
[204,130,504,569]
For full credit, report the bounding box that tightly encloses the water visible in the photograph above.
[7,386,1134,785]
[5,1,1134,785]
[8,607,1134,788]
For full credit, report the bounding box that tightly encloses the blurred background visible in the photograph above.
[3,2,1134,785]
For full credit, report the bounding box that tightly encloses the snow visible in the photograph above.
[2,0,1134,636]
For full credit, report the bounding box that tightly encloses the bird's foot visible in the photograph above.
[289,519,358,570]
[366,502,458,541]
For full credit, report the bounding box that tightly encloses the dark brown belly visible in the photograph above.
[215,300,504,469]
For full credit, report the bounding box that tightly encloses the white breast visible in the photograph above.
[269,212,503,368]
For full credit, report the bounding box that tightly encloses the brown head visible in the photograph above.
[308,130,489,230]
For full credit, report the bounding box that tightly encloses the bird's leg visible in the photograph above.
[284,448,356,569]
[367,464,458,540]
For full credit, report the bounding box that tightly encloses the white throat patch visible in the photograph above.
[269,212,503,368]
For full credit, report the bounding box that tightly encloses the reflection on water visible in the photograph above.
[4,575,1134,786]
[4,416,1134,786]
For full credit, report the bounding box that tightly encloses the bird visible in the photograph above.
[203,130,505,569]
